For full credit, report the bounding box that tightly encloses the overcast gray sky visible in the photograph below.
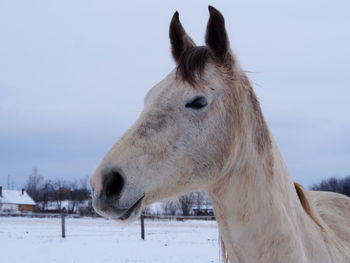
[0,0,349,188]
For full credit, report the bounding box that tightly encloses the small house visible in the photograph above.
[0,187,36,212]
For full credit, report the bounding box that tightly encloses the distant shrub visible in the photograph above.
[311,175,350,197]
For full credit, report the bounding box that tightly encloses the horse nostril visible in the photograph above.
[104,171,124,198]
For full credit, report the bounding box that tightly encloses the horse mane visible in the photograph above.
[294,182,325,232]
[176,46,210,85]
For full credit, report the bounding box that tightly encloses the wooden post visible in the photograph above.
[61,212,66,238]
[140,214,145,240]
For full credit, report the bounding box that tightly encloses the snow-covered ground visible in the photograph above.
[0,217,220,263]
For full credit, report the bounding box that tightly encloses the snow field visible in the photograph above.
[0,217,220,263]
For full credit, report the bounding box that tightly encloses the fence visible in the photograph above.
[140,214,216,240]
[0,211,216,240]
[0,211,81,218]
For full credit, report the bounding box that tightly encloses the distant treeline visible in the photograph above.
[25,169,90,213]
[310,175,350,197]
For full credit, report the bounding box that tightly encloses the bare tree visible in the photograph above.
[343,177,350,197]
[178,193,194,216]
[165,200,179,216]
[40,180,55,211]
[142,206,152,215]
[25,168,44,202]
[68,180,79,213]
[194,191,206,210]
[52,179,69,211]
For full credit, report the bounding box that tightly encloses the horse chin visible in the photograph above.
[92,194,145,223]
[105,195,144,223]
[114,196,144,223]
[116,208,142,223]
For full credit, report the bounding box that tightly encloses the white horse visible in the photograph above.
[90,6,350,263]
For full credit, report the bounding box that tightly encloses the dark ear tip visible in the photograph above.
[208,5,218,14]
[208,6,224,20]
[172,11,180,21]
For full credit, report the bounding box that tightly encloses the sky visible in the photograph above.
[0,0,349,189]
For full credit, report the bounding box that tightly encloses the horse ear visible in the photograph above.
[205,6,230,62]
[169,11,196,63]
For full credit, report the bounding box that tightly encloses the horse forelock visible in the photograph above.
[175,46,236,88]
[176,46,210,86]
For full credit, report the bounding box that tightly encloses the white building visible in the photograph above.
[0,187,36,212]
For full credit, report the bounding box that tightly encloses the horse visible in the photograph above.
[90,6,350,263]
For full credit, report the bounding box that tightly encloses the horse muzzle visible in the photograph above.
[91,168,145,222]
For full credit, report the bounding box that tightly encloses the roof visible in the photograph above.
[0,189,36,205]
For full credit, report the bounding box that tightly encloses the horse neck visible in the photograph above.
[208,137,317,263]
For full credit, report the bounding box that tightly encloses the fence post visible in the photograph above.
[61,211,66,238]
[140,214,145,240]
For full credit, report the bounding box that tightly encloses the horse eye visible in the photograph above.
[185,96,208,110]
